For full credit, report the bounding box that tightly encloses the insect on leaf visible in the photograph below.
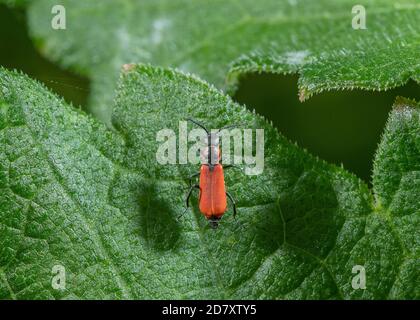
[0,66,418,299]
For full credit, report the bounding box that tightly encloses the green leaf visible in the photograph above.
[27,0,420,123]
[371,97,420,298]
[0,66,418,299]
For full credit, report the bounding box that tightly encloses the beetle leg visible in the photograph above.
[186,184,200,207]
[222,164,242,171]
[187,172,200,187]
[226,191,237,218]
[178,184,200,221]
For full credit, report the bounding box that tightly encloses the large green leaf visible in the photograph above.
[0,66,418,299]
[27,0,420,123]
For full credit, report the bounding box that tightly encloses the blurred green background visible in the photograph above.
[1,4,419,184]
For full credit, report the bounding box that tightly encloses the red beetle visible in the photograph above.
[184,119,237,229]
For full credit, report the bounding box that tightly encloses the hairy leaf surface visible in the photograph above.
[27,0,420,123]
[0,66,418,299]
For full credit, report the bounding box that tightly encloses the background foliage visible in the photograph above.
[0,1,418,299]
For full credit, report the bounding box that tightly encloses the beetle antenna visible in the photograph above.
[186,118,209,134]
[217,124,240,133]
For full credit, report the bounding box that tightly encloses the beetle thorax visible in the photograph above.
[200,133,220,165]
